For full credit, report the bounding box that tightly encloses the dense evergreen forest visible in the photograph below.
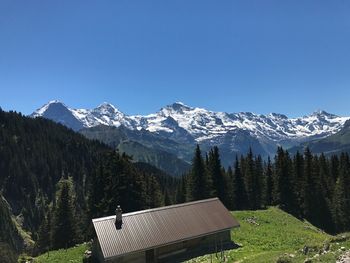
[0,109,177,262]
[181,145,350,234]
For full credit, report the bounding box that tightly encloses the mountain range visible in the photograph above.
[31,100,350,174]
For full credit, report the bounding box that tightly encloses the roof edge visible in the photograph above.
[92,197,220,223]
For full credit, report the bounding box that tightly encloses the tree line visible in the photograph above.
[179,145,350,234]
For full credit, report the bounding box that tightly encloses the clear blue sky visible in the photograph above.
[1,0,350,117]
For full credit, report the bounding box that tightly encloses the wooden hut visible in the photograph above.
[92,198,239,263]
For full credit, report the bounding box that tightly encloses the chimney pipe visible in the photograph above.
[115,205,123,229]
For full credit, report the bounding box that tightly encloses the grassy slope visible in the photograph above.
[230,207,330,262]
[32,243,88,263]
[190,207,349,263]
[31,208,350,263]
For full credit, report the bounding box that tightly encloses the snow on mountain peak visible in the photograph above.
[97,102,117,109]
[309,110,337,118]
[32,100,67,117]
[174,101,187,106]
[268,113,288,119]
[31,101,350,142]
[48,99,61,104]
[94,102,123,115]
[162,102,192,112]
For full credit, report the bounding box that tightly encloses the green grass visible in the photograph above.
[188,207,350,263]
[32,243,88,263]
[30,208,350,263]
[230,207,330,262]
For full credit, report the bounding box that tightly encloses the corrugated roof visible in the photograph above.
[92,198,239,260]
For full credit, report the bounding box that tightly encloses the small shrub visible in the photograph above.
[276,255,292,263]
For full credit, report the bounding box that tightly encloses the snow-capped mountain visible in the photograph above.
[31,100,85,131]
[141,103,350,142]
[31,100,349,143]
[31,100,350,167]
[31,100,136,129]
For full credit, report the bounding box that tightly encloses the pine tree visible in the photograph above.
[272,147,296,213]
[293,151,304,215]
[317,153,334,231]
[243,148,259,209]
[309,155,324,227]
[36,214,51,253]
[300,148,314,219]
[224,166,235,210]
[208,146,225,201]
[330,155,339,183]
[332,153,350,232]
[164,190,172,206]
[284,150,298,214]
[52,178,78,249]
[189,145,212,201]
[88,160,106,219]
[254,155,264,209]
[175,175,187,203]
[147,175,164,208]
[272,147,283,205]
[233,156,247,210]
[262,157,273,207]
[128,165,148,211]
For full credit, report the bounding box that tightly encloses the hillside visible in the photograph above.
[80,125,191,176]
[191,207,350,263]
[0,109,180,261]
[0,194,24,262]
[291,120,350,156]
[0,110,111,236]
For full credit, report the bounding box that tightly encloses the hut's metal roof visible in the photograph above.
[92,198,239,260]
